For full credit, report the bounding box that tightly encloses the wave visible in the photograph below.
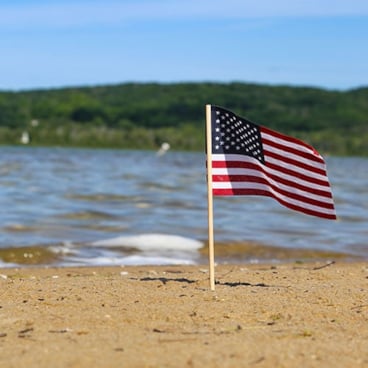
[90,233,203,252]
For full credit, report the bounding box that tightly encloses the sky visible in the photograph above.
[1,0,368,91]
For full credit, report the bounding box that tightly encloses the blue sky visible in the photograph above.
[1,0,368,91]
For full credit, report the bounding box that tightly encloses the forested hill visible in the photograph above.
[1,82,367,155]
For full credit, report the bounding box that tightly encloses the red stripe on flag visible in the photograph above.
[263,149,327,176]
[213,172,333,198]
[213,187,336,220]
[262,136,325,164]
[261,126,320,156]
[212,174,334,209]
[212,159,331,189]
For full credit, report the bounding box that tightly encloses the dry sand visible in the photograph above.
[0,262,367,368]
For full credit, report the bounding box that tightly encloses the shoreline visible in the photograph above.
[0,239,364,268]
[1,262,367,367]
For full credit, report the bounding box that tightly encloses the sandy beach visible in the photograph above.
[0,262,367,368]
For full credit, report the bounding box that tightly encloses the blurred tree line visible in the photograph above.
[0,82,367,155]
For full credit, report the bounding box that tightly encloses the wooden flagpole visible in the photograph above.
[205,104,215,291]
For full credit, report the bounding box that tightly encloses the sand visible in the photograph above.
[0,262,367,368]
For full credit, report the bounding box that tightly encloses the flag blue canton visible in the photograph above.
[211,107,265,164]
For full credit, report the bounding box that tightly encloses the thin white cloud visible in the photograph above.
[1,0,368,29]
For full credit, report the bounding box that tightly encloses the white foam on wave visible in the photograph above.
[0,260,18,268]
[122,255,195,266]
[67,255,196,266]
[90,233,203,252]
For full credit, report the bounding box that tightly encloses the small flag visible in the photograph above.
[209,105,336,220]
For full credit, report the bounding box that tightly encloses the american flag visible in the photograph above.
[209,105,337,220]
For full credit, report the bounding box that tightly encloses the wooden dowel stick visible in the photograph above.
[205,104,215,291]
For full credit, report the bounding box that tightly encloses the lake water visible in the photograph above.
[0,146,367,267]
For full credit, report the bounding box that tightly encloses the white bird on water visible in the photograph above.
[20,131,30,144]
[156,142,170,156]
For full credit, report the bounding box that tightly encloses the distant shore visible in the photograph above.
[1,262,367,367]
[1,82,368,155]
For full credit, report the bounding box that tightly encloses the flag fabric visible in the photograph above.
[209,105,337,220]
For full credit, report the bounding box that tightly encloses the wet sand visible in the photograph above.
[0,262,367,367]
